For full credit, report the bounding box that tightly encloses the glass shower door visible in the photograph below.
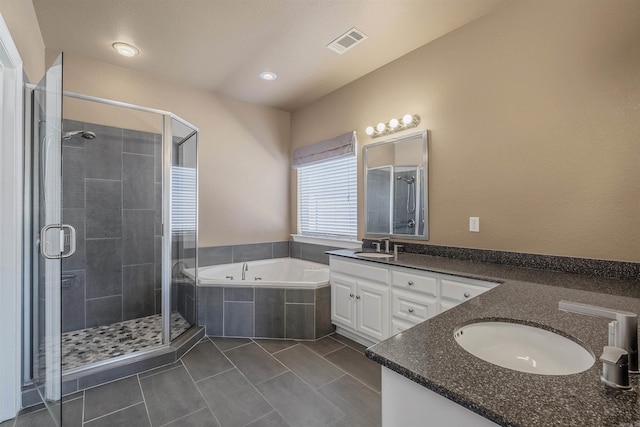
[31,54,65,426]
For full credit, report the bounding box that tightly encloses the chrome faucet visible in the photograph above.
[559,300,638,374]
[380,237,391,253]
[242,262,248,280]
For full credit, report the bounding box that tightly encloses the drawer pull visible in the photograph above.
[464,292,471,298]
[349,293,354,298]
[356,295,361,300]
[408,280,414,286]
[408,308,414,313]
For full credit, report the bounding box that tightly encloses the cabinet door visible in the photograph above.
[331,274,356,329]
[356,279,389,341]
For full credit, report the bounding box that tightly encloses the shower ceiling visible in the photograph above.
[32,0,505,111]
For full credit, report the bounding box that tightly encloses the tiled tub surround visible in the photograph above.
[328,251,640,426]
[195,258,334,339]
[61,119,163,333]
[198,286,333,340]
[197,240,347,267]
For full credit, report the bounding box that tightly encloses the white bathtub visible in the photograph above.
[185,258,329,289]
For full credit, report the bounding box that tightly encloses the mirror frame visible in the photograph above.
[363,129,429,240]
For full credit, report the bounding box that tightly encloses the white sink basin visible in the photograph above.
[354,251,393,259]
[454,321,595,375]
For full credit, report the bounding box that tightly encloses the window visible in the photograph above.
[298,155,357,239]
[171,165,197,233]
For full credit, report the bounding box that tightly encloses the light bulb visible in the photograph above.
[112,42,139,57]
[259,71,277,81]
[376,122,386,132]
[365,126,375,136]
[389,118,399,129]
[402,114,413,125]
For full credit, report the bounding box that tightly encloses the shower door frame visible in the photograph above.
[22,89,199,383]
[62,90,200,350]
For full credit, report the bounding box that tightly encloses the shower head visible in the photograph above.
[397,175,415,184]
[62,130,96,140]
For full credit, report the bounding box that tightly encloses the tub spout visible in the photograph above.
[242,262,248,280]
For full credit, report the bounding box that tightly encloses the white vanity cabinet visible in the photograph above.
[440,277,496,313]
[330,258,390,342]
[390,268,438,332]
[329,255,498,344]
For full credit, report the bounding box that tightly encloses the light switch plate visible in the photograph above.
[469,217,480,232]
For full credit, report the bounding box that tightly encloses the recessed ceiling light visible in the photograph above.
[112,42,139,57]
[259,71,277,81]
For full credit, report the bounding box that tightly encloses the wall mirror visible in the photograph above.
[364,130,428,240]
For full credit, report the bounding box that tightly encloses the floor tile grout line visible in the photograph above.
[180,356,224,427]
[215,344,288,425]
[314,372,348,392]
[240,410,286,427]
[135,374,153,427]
[81,401,145,424]
[193,366,237,384]
[329,334,368,354]
[299,340,346,357]
[271,345,348,389]
[80,389,86,425]
[209,337,253,353]
[252,339,301,356]
[157,406,208,427]
[319,348,382,394]
[139,363,183,380]
[274,369,349,420]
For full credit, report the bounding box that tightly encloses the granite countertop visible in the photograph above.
[328,250,640,426]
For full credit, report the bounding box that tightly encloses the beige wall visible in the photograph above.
[291,0,640,263]
[0,0,45,82]
[50,51,291,247]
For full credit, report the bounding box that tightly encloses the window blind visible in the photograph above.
[292,131,355,168]
[171,165,197,233]
[298,155,357,238]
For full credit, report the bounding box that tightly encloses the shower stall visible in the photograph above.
[25,54,199,425]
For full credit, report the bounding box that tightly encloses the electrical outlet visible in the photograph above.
[469,217,480,232]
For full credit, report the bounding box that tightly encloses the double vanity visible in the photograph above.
[328,249,640,426]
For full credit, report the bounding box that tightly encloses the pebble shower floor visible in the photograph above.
[61,312,190,371]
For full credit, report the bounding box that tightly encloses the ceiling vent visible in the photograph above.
[327,28,368,54]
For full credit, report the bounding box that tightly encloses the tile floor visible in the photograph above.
[4,334,381,427]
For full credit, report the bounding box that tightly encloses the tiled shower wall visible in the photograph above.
[61,119,162,333]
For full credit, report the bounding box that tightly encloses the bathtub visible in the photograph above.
[188,258,334,340]
[186,258,329,288]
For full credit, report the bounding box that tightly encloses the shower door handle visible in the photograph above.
[39,224,76,259]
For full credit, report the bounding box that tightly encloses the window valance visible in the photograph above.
[292,131,356,168]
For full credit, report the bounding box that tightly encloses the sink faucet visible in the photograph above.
[380,237,391,253]
[559,300,638,374]
[242,262,248,280]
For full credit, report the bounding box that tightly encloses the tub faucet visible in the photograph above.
[242,262,248,280]
[559,300,638,374]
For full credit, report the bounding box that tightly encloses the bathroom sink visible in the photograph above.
[354,251,394,259]
[454,321,595,375]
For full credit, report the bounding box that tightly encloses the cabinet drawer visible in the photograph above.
[330,257,389,283]
[392,290,436,323]
[391,269,437,296]
[440,279,492,303]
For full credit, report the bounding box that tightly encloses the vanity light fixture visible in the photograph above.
[259,71,277,81]
[365,114,420,138]
[112,42,139,57]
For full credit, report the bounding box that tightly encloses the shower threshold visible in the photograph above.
[62,312,190,371]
